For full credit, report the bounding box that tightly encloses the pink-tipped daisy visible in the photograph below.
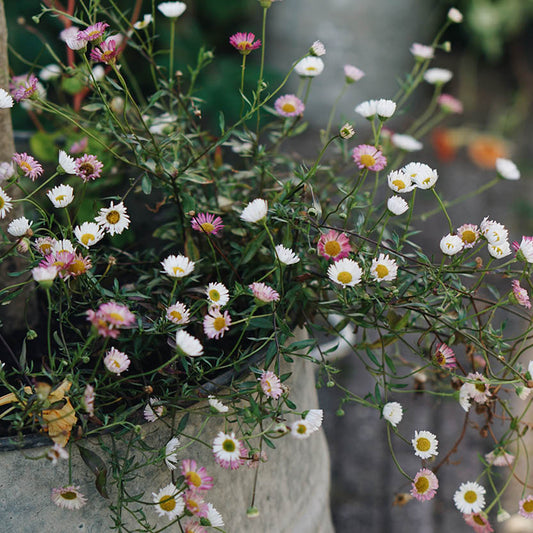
[10,74,38,102]
[352,144,387,172]
[434,343,457,369]
[104,347,130,375]
[77,22,109,42]
[183,520,207,533]
[191,212,224,235]
[183,490,209,518]
[229,32,261,54]
[513,236,533,263]
[51,485,87,510]
[484,448,514,467]
[203,308,232,339]
[74,154,104,182]
[464,513,493,533]
[83,385,95,416]
[462,372,491,404]
[90,38,119,64]
[317,230,351,261]
[344,64,365,83]
[47,443,69,465]
[249,281,280,303]
[12,152,43,181]
[67,253,92,277]
[144,397,166,422]
[34,237,56,256]
[99,301,136,327]
[181,459,214,491]
[274,94,305,117]
[259,370,283,399]
[512,280,531,309]
[213,431,247,470]
[166,301,191,324]
[438,94,463,114]
[457,224,480,249]
[519,495,533,518]
[410,469,439,501]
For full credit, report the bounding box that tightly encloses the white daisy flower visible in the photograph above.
[51,486,87,510]
[453,481,486,514]
[480,218,508,245]
[58,150,77,175]
[32,265,58,286]
[440,234,464,255]
[448,7,463,23]
[144,397,166,422]
[376,99,396,119]
[0,187,13,218]
[157,1,187,18]
[275,244,300,265]
[412,430,439,459]
[488,242,511,259]
[39,64,62,81]
[59,26,79,42]
[391,133,423,152]
[240,198,268,223]
[387,196,409,215]
[134,14,153,29]
[206,282,230,307]
[164,437,180,470]
[206,503,224,528]
[0,88,14,109]
[304,409,323,431]
[497,509,511,522]
[175,329,204,357]
[104,347,130,375]
[423,68,453,85]
[95,201,130,235]
[382,402,403,427]
[495,158,520,180]
[92,65,106,82]
[52,238,75,254]
[310,40,326,56]
[208,395,229,413]
[166,302,190,324]
[403,162,438,189]
[370,253,398,282]
[327,258,363,287]
[152,483,185,520]
[410,43,434,60]
[47,443,69,465]
[294,56,325,77]
[290,419,314,439]
[355,99,378,119]
[0,161,14,181]
[387,170,415,193]
[339,123,355,139]
[74,222,105,249]
[161,254,195,278]
[47,184,74,208]
[7,216,32,237]
[459,386,472,411]
[212,431,245,468]
[516,384,532,400]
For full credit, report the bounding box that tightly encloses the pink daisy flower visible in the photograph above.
[40,251,75,279]
[212,431,247,470]
[519,495,533,518]
[104,347,130,375]
[484,448,514,467]
[34,237,56,256]
[229,32,261,54]
[12,152,43,181]
[90,39,119,64]
[183,520,207,533]
[70,137,88,154]
[180,459,214,491]
[513,236,533,263]
[438,94,464,114]
[274,94,305,117]
[317,230,352,261]
[51,485,87,510]
[67,253,92,277]
[99,301,136,327]
[83,384,95,416]
[352,144,387,171]
[77,22,109,42]
[462,372,491,404]
[203,308,232,339]
[259,370,283,399]
[10,74,38,102]
[464,513,493,533]
[457,224,480,249]
[410,468,439,502]
[191,212,224,235]
[74,154,104,182]
[512,280,531,309]
[434,343,457,369]
[183,489,209,518]
[249,281,280,303]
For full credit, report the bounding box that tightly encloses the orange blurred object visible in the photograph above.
[467,135,509,169]
[432,128,458,162]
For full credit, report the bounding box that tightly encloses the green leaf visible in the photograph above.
[30,131,60,162]
[77,445,109,499]
[263,436,276,449]
[177,412,189,433]
[218,111,225,134]
[141,174,152,195]
[61,75,85,95]
[240,231,267,265]
[81,103,104,112]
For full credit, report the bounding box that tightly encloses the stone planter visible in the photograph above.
[0,355,333,532]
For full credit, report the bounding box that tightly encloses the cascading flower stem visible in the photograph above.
[432,188,454,234]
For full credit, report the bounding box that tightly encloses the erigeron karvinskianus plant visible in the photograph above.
[0,2,531,531]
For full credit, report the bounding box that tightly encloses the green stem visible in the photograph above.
[324,83,347,142]
[432,188,453,233]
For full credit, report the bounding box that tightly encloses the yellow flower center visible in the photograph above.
[306,66,317,72]
[69,259,86,275]
[281,102,296,113]
[108,312,124,323]
[112,359,121,368]
[392,179,405,190]
[475,383,486,393]
[296,423,307,434]
[324,240,341,257]
[0,197,5,209]
[79,162,95,174]
[473,515,485,526]
[375,264,389,278]
[461,230,476,244]
[55,195,66,202]
[415,476,429,493]
[337,271,352,284]
[435,353,445,366]
[170,310,183,321]
[106,210,120,224]
[523,500,533,513]
[61,491,78,501]
[186,471,202,488]
[200,222,215,233]
[464,490,478,504]
[19,161,32,172]
[213,317,226,331]
[159,495,176,512]
[222,439,236,452]
[209,289,220,301]
[416,437,431,452]
[40,243,52,254]
[81,233,94,246]
[359,154,376,167]
[172,266,184,275]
